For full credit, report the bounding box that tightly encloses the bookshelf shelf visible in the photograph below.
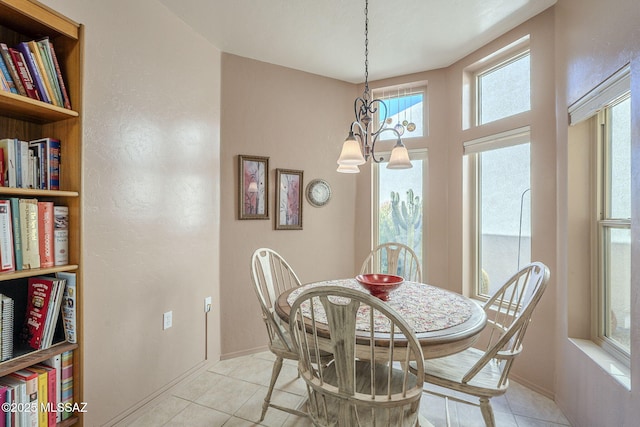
[0,264,78,282]
[0,0,83,424]
[0,341,76,377]
[0,90,78,122]
[0,187,79,197]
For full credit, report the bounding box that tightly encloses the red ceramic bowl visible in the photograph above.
[355,274,404,301]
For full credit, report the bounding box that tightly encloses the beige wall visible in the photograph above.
[42,0,221,425]
[219,53,359,357]
[555,0,640,425]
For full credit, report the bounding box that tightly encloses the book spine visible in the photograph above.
[19,140,29,189]
[1,297,14,361]
[53,206,68,266]
[8,198,22,271]
[0,43,27,96]
[15,42,50,104]
[0,43,26,96]
[60,275,76,344]
[0,200,14,272]
[48,139,61,190]
[60,351,73,420]
[8,48,39,100]
[0,53,17,94]
[47,41,71,109]
[28,40,58,107]
[0,139,16,188]
[38,202,54,268]
[41,354,61,423]
[19,198,40,269]
[36,38,63,107]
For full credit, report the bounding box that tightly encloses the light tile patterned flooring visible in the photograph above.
[120,351,571,427]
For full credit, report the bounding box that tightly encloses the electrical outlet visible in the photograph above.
[163,311,173,330]
[204,297,212,313]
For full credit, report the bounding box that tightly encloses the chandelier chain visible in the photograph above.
[364,0,369,93]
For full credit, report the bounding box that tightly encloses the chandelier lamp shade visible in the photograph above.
[336,0,412,173]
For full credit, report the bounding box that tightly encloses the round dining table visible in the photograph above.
[275,278,487,359]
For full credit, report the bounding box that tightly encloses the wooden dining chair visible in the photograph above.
[289,285,425,427]
[250,247,310,421]
[416,262,550,427]
[360,242,422,282]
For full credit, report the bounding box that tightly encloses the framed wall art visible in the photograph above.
[275,169,303,230]
[238,155,269,220]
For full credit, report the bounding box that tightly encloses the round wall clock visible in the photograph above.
[306,179,332,207]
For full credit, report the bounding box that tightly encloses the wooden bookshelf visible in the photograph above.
[0,0,83,425]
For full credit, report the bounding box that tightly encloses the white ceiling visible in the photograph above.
[158,0,556,84]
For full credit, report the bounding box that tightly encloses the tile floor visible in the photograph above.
[119,351,571,427]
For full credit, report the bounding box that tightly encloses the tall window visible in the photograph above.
[597,94,631,356]
[466,132,531,297]
[465,41,532,298]
[373,151,426,272]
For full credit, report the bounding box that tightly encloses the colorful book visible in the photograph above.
[25,367,48,427]
[5,198,23,271]
[42,277,64,349]
[54,206,69,266]
[29,138,60,190]
[47,40,71,109]
[9,369,39,427]
[0,138,17,188]
[22,276,57,349]
[0,200,14,273]
[0,385,6,427]
[57,272,76,344]
[42,354,62,424]
[37,201,54,268]
[27,40,57,106]
[8,47,39,100]
[0,43,26,96]
[0,377,22,427]
[19,198,40,269]
[15,42,50,104]
[60,350,73,420]
[0,52,17,94]
[36,38,63,107]
[34,363,57,426]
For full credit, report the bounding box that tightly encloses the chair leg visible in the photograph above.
[479,397,495,427]
[261,356,284,421]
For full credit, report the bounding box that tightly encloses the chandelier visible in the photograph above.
[336,0,412,173]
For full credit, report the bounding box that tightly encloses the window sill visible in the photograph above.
[569,338,630,390]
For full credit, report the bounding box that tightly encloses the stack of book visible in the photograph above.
[0,37,71,109]
[0,198,69,273]
[0,137,61,190]
[0,349,75,425]
[21,276,66,351]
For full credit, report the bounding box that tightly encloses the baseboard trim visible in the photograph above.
[220,345,268,360]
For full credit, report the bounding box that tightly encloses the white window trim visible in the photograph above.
[592,98,631,366]
[569,65,630,125]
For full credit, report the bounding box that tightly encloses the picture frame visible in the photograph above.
[238,155,269,220]
[275,169,303,230]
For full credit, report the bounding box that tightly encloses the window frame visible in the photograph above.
[475,49,531,126]
[593,93,631,364]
